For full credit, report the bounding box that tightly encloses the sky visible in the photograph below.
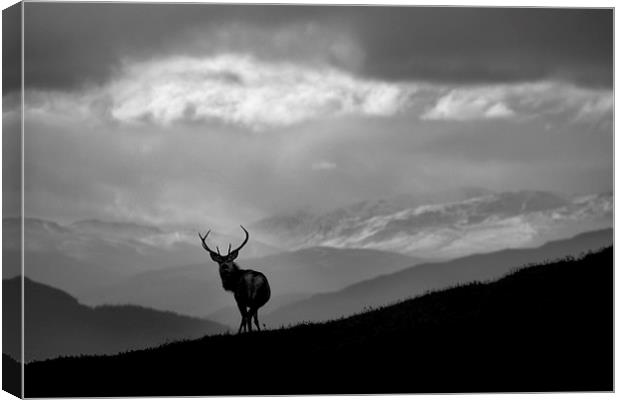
[3,3,613,229]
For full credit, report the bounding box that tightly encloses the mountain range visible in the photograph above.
[251,190,612,258]
[3,227,612,362]
[2,217,279,298]
[263,228,613,327]
[81,246,421,317]
[3,189,612,324]
[2,277,228,362]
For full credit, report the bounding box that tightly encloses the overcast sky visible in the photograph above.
[4,4,613,229]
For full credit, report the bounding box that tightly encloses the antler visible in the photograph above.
[200,226,249,258]
[230,225,249,254]
[198,230,217,255]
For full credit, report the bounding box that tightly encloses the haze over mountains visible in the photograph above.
[2,217,279,298]
[4,189,612,325]
[4,227,611,362]
[81,247,420,317]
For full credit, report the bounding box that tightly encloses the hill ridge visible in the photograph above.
[2,277,229,362]
[263,228,612,326]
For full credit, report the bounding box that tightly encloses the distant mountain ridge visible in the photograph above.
[251,190,612,258]
[3,189,612,331]
[3,217,280,298]
[81,246,421,317]
[2,277,228,362]
[3,217,280,273]
[263,228,613,327]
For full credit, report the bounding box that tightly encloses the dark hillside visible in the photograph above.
[3,278,228,361]
[266,228,612,326]
[3,354,20,398]
[25,247,613,396]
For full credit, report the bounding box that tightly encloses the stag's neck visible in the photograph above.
[219,262,245,292]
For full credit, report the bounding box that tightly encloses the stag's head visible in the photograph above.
[198,226,249,272]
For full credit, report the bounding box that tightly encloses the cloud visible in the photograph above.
[357,8,612,87]
[311,161,337,171]
[15,6,613,231]
[22,74,612,132]
[17,4,611,95]
[484,103,515,119]
[421,90,515,121]
[574,95,614,124]
[21,90,612,230]
[421,82,611,123]
[32,54,413,131]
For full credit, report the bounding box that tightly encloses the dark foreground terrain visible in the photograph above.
[3,277,227,362]
[23,247,612,396]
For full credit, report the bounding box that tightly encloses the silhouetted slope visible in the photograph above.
[3,278,228,361]
[2,273,21,371]
[2,354,21,398]
[25,247,612,396]
[266,228,612,326]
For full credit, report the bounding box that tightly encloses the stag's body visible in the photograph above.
[200,227,271,334]
[219,262,270,332]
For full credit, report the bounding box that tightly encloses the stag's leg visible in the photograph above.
[252,308,261,331]
[236,303,248,334]
[246,311,253,332]
[237,315,246,334]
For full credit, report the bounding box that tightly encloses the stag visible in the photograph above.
[199,226,271,334]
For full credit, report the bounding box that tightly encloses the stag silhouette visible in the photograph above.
[199,226,271,334]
